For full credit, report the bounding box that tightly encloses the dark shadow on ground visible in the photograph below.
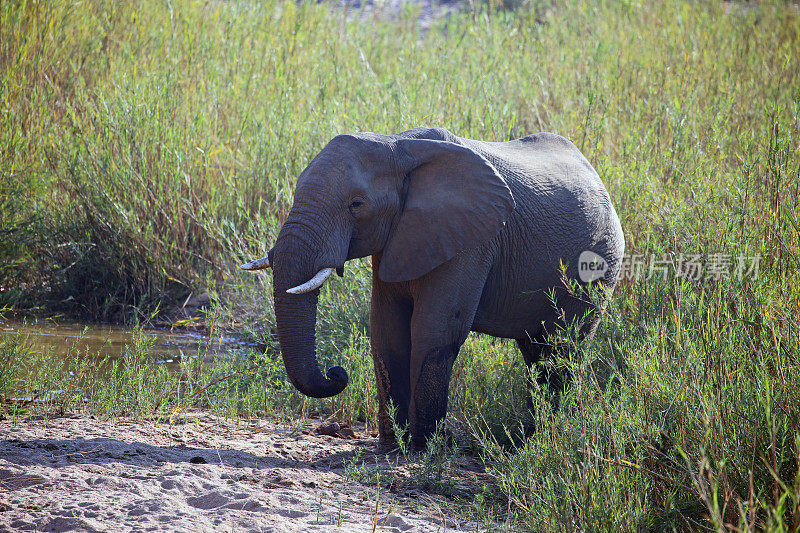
[0,436,386,474]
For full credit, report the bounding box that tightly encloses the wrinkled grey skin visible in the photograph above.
[264,127,624,447]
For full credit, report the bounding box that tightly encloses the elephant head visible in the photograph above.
[241,129,515,398]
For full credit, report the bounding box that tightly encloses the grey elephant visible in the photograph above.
[241,127,624,448]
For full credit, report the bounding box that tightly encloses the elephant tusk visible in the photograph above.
[240,256,271,270]
[286,268,334,294]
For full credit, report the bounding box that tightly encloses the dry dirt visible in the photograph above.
[0,411,486,532]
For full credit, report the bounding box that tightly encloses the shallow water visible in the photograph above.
[0,318,251,366]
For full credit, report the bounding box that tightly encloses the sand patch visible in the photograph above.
[0,411,481,532]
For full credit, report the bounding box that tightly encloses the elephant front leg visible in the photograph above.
[370,292,413,446]
[408,342,461,449]
[372,353,409,445]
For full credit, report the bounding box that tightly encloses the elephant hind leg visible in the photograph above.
[516,333,570,414]
[517,307,602,421]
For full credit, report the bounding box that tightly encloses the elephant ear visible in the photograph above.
[378,139,515,282]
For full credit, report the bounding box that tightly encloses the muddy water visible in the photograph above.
[0,319,252,367]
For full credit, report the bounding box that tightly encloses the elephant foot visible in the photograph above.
[377,424,413,451]
[408,425,458,453]
[377,433,399,450]
[523,418,538,438]
[407,434,427,452]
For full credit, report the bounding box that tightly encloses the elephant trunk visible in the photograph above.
[271,233,348,399]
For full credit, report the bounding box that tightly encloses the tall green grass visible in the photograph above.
[2,0,799,529]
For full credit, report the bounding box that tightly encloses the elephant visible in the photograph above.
[241,127,624,448]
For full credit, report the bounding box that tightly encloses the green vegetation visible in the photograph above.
[0,324,290,420]
[2,0,799,529]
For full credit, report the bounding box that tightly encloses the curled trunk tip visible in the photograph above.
[293,365,349,398]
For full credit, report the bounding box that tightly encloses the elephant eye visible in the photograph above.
[348,199,365,215]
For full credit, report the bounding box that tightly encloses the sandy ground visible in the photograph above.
[0,411,484,532]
